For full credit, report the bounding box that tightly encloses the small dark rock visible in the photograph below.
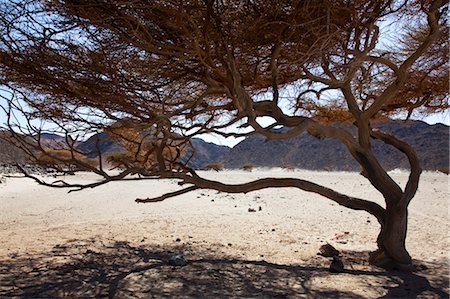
[175,238,181,242]
[271,228,276,232]
[318,243,340,257]
[168,254,187,267]
[413,263,429,271]
[258,206,262,211]
[329,256,345,273]
[211,199,214,202]
[228,243,232,246]
[248,208,256,212]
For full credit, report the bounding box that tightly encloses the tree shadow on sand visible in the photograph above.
[0,239,448,298]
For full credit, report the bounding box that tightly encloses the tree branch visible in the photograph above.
[135,186,199,203]
[370,129,422,205]
[139,173,386,224]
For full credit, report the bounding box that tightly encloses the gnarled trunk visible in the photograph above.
[370,203,412,270]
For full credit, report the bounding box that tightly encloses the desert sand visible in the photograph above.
[0,169,448,298]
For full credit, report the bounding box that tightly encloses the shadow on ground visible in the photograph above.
[0,239,448,298]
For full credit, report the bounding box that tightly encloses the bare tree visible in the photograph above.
[0,0,447,270]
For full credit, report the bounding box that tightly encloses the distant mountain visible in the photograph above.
[0,131,29,163]
[77,132,124,158]
[183,138,230,168]
[0,120,448,171]
[222,120,449,171]
[0,132,70,164]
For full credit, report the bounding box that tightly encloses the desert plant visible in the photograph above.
[437,167,449,175]
[203,162,225,172]
[37,149,94,172]
[281,164,295,172]
[242,163,255,172]
[0,0,447,270]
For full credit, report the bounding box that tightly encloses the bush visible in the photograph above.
[37,149,92,170]
[438,167,449,175]
[281,164,295,171]
[203,162,224,171]
[242,163,255,172]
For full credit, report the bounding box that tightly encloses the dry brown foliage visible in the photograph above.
[37,149,96,171]
[203,162,225,172]
[242,163,255,172]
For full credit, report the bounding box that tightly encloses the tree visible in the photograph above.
[0,0,447,270]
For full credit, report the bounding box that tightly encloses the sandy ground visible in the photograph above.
[0,169,448,298]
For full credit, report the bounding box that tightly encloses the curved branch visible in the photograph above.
[141,173,386,224]
[370,129,422,205]
[306,122,404,201]
[136,186,199,203]
[364,0,444,118]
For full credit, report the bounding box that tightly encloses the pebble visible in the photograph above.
[168,254,187,267]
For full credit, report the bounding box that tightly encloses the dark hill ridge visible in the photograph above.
[183,138,230,169]
[223,120,449,171]
[0,120,448,171]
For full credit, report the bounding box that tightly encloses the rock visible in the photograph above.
[168,254,187,267]
[248,208,256,212]
[329,256,345,273]
[318,243,340,257]
[258,206,262,211]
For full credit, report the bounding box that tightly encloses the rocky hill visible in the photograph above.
[222,120,449,171]
[0,120,448,171]
[0,131,29,164]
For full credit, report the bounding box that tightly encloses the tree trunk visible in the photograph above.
[370,203,412,270]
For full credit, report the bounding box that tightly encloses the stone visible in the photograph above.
[329,256,345,273]
[168,254,187,267]
[318,243,340,257]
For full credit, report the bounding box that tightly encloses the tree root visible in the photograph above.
[369,249,413,272]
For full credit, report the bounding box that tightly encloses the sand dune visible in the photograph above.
[0,169,448,297]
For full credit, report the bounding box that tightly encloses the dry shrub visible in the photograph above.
[203,162,224,171]
[106,120,184,171]
[37,149,95,169]
[281,164,295,171]
[106,152,136,169]
[242,163,255,172]
[438,167,449,175]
